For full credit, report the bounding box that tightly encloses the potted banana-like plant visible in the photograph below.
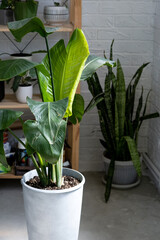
[82,40,159,202]
[0,17,115,239]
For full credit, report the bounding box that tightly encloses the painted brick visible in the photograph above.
[97,28,131,40]
[115,15,151,28]
[82,15,114,27]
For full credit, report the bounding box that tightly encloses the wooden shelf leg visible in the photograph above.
[67,123,80,170]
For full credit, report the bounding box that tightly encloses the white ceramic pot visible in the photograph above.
[16,85,33,103]
[103,153,139,186]
[21,168,85,240]
[10,53,32,61]
[44,6,69,25]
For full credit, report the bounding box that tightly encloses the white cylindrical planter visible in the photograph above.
[21,168,85,240]
[103,153,138,185]
[10,53,32,61]
[44,6,69,25]
[16,85,33,103]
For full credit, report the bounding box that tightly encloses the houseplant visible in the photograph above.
[14,0,38,21]
[10,69,36,103]
[44,0,69,25]
[83,40,159,202]
[0,17,115,238]
[0,0,14,25]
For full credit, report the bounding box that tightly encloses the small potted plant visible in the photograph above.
[0,17,114,238]
[44,0,69,25]
[0,0,14,25]
[10,69,37,103]
[14,0,39,21]
[83,40,159,202]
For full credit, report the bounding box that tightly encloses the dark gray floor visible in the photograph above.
[0,173,160,240]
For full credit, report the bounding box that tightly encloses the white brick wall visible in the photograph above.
[148,0,160,183]
[0,0,157,171]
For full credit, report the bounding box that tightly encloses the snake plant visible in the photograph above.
[85,40,159,202]
[0,17,115,188]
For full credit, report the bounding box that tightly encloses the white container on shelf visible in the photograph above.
[16,85,33,103]
[44,5,69,25]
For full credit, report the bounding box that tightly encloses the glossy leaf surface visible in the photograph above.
[81,55,116,81]
[0,59,38,81]
[23,98,68,163]
[69,94,84,124]
[0,109,23,130]
[37,29,90,117]
[8,17,57,42]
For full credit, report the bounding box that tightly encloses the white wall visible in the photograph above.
[0,0,157,171]
[147,0,160,189]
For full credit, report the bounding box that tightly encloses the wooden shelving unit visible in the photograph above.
[0,0,81,179]
[0,23,74,33]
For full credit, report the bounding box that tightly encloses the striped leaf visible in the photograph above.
[116,59,126,138]
[124,136,141,177]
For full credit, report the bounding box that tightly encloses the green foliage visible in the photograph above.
[0,17,116,188]
[0,109,23,167]
[23,97,68,164]
[85,40,159,202]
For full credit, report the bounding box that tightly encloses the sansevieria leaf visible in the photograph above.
[124,136,141,177]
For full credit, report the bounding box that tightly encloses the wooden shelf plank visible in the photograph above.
[0,94,41,109]
[0,23,73,33]
[0,173,22,179]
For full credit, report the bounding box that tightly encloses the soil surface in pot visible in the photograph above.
[26,175,80,190]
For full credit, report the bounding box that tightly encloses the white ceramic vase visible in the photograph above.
[44,5,69,25]
[103,153,139,186]
[21,168,85,240]
[16,85,33,103]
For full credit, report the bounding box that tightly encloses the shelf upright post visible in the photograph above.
[68,0,82,170]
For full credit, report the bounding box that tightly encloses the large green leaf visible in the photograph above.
[0,59,38,81]
[0,130,8,168]
[0,109,23,130]
[69,94,84,124]
[81,55,116,81]
[37,28,90,117]
[23,98,68,163]
[0,110,23,167]
[8,17,58,42]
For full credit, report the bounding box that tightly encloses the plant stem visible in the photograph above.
[30,154,47,186]
[44,36,55,101]
[52,164,56,183]
[36,152,46,176]
[35,68,44,102]
[55,148,63,188]
[7,128,26,148]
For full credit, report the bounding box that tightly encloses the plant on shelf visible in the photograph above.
[0,0,14,25]
[0,0,15,9]
[83,40,159,202]
[14,0,38,21]
[0,17,115,239]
